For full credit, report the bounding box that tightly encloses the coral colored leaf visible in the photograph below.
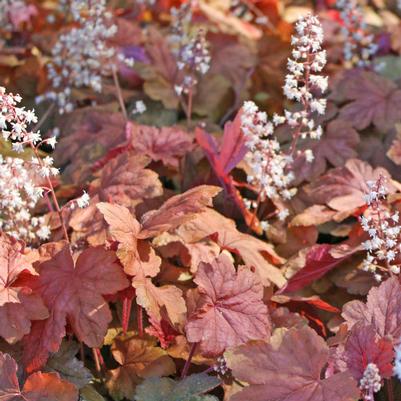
[23,246,129,372]
[305,159,396,216]
[134,373,220,401]
[225,326,359,401]
[106,336,176,401]
[186,254,270,356]
[0,352,78,401]
[337,70,401,132]
[91,152,163,206]
[177,209,285,287]
[0,233,48,343]
[131,124,194,169]
[342,277,401,342]
[279,244,348,293]
[344,323,394,381]
[134,278,187,326]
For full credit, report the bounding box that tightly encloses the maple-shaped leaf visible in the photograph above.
[305,159,396,216]
[134,372,220,401]
[176,209,286,287]
[279,244,350,293]
[0,233,48,343]
[342,277,401,342]
[45,341,92,389]
[106,336,176,401]
[91,152,163,207]
[293,120,360,183]
[23,246,129,372]
[336,70,401,132]
[344,323,394,381]
[186,254,270,356]
[225,326,359,401]
[131,124,193,169]
[0,352,78,401]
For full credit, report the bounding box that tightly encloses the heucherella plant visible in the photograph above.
[241,13,327,230]
[336,0,378,68]
[0,87,88,243]
[360,175,401,281]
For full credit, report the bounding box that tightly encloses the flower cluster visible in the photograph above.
[336,0,378,68]
[170,3,211,97]
[395,343,401,381]
[213,356,229,377]
[360,176,401,281]
[240,14,327,229]
[241,101,295,225]
[0,156,49,242]
[359,363,382,401]
[37,0,118,114]
[1,87,89,242]
[281,13,327,145]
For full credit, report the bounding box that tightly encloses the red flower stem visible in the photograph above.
[112,65,128,121]
[137,304,144,337]
[92,348,101,373]
[181,342,197,378]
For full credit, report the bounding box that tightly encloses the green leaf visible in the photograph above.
[45,341,92,389]
[80,384,106,401]
[134,373,220,401]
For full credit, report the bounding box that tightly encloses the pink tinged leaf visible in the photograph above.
[344,323,394,381]
[186,254,270,356]
[279,244,347,293]
[195,109,246,176]
[225,326,359,401]
[23,246,129,372]
[342,277,401,341]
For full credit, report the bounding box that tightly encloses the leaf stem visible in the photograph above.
[137,304,144,337]
[181,342,197,378]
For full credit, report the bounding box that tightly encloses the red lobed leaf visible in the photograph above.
[279,244,348,293]
[342,277,401,342]
[225,326,359,401]
[344,323,394,381]
[23,246,129,372]
[0,233,48,344]
[186,253,270,356]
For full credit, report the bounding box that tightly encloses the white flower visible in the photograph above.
[76,191,90,208]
